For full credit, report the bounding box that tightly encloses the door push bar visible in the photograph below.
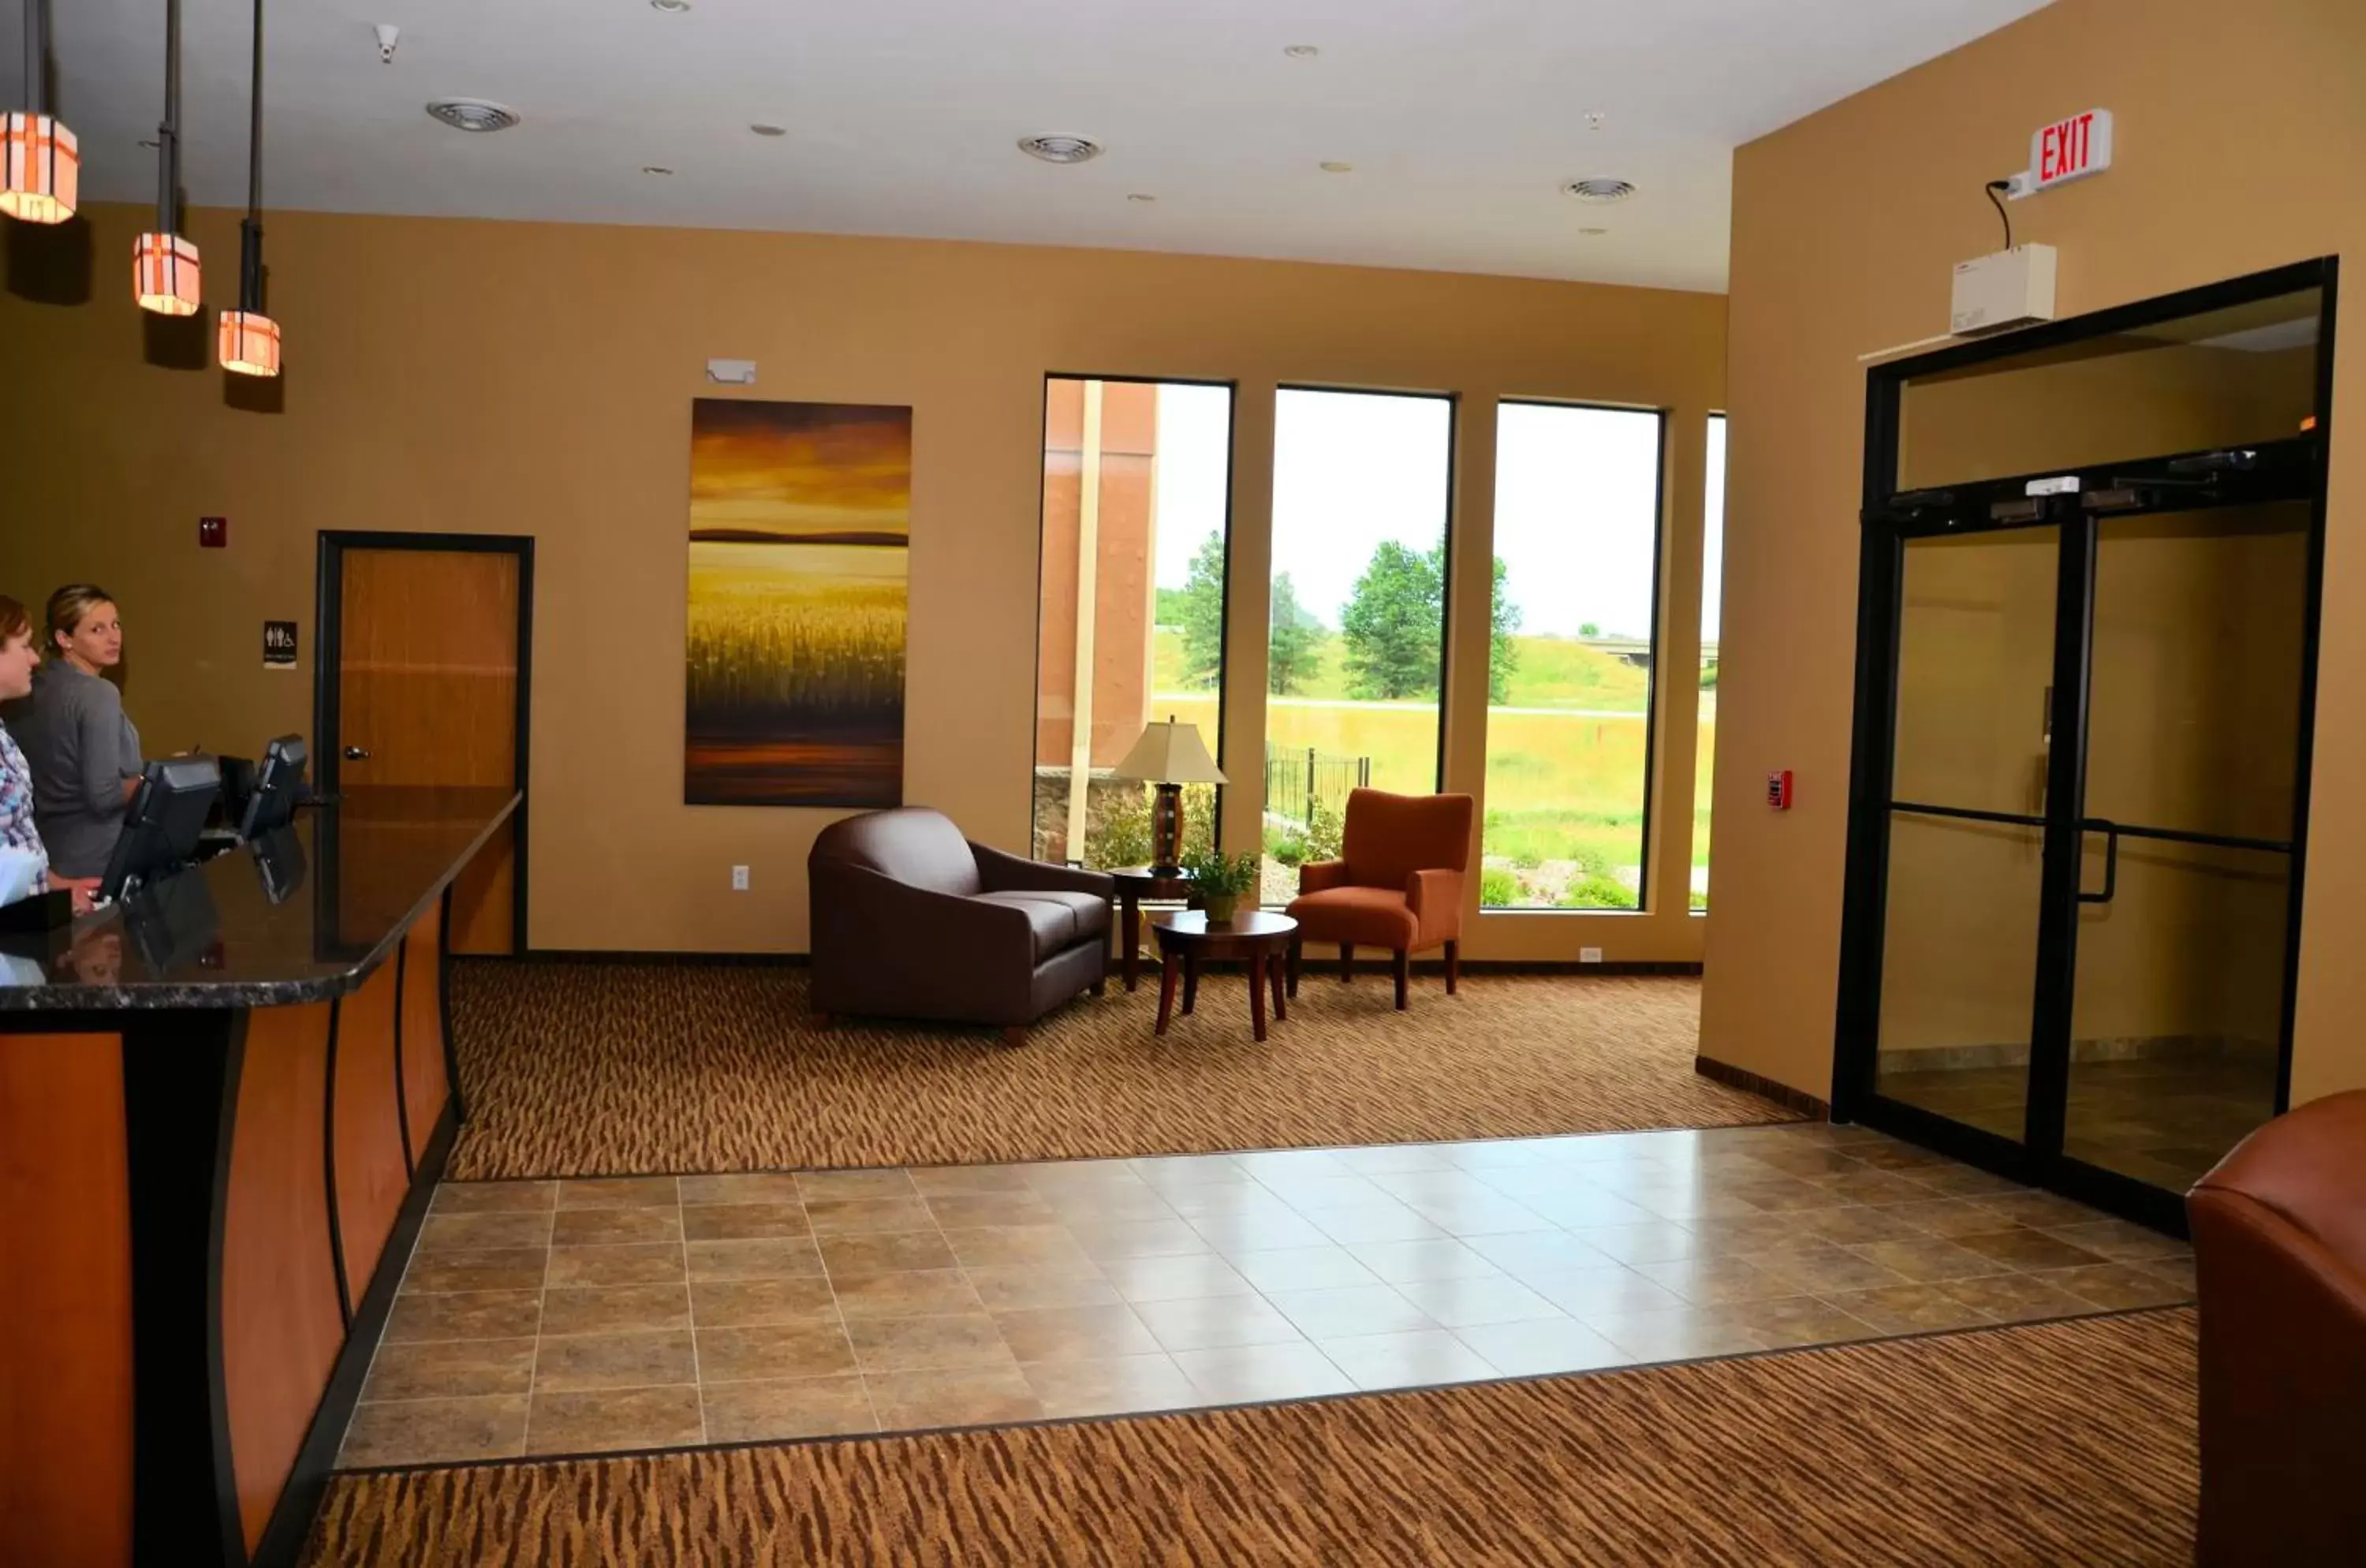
[2078,818,2121,905]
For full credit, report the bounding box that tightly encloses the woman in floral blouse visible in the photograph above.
[0,594,94,913]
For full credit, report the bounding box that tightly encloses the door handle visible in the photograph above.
[2077,819,2120,905]
[343,745,371,761]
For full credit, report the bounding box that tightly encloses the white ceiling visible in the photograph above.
[18,0,2051,292]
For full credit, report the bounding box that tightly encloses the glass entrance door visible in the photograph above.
[1838,260,2334,1232]
[2062,503,2310,1192]
[1872,527,2060,1149]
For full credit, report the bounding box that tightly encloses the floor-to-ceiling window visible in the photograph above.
[1479,402,1665,909]
[1261,388,1454,902]
[1032,377,1233,868]
[1696,413,1726,910]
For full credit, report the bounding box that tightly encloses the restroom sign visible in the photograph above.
[2032,109,2113,191]
[263,620,298,668]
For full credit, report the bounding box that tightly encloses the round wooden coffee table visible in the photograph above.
[1148,910,1297,1043]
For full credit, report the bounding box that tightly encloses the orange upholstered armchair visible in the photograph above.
[1285,787,1474,1010]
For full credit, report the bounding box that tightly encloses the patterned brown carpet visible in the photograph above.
[306,1308,2198,1566]
[443,961,1789,1180]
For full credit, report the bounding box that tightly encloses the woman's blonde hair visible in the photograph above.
[44,584,116,655]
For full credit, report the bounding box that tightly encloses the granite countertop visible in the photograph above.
[0,786,519,1010]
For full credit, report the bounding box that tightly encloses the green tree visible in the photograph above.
[1488,554,1521,705]
[1580,621,1601,638]
[1340,541,1442,699]
[1338,540,1519,703]
[1175,532,1226,690]
[1267,572,1321,695]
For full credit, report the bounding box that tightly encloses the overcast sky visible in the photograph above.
[1150,386,1691,644]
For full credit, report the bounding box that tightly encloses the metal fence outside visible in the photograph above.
[1263,744,1371,826]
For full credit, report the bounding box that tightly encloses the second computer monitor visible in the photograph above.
[238,735,310,839]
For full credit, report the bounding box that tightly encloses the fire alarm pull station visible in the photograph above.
[1767,771,1793,811]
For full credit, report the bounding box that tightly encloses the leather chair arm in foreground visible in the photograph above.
[2188,1089,2366,1566]
[808,808,1114,1046]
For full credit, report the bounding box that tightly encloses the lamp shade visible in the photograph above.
[218,308,280,376]
[1111,719,1227,786]
[0,111,77,223]
[134,231,202,315]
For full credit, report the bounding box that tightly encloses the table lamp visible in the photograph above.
[1111,717,1227,876]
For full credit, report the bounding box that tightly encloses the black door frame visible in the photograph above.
[1833,258,2338,1234]
[314,531,536,953]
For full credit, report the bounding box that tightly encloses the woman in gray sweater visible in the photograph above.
[3,585,145,880]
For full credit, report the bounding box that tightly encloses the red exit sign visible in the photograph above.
[2032,108,2114,191]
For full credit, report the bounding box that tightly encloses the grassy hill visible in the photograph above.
[1152,628,1654,710]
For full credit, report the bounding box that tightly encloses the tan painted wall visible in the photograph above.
[1706,0,2366,1106]
[0,205,1724,957]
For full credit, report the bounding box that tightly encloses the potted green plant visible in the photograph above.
[1181,846,1261,925]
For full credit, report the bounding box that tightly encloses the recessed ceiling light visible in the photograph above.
[1018,134,1103,164]
[1319,161,1353,174]
[1127,192,1156,203]
[1584,111,1606,131]
[749,123,787,137]
[1563,177,1636,203]
[643,165,674,176]
[1284,44,1319,59]
[425,99,523,133]
[650,0,691,12]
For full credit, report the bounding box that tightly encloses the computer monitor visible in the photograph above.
[237,735,309,840]
[99,756,222,904]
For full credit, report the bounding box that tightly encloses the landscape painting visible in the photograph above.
[685,398,911,806]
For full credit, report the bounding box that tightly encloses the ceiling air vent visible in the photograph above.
[1018,134,1103,165]
[1562,177,1636,203]
[426,99,523,134]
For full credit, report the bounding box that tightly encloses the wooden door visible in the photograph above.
[334,546,523,954]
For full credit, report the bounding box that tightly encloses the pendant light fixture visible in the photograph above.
[134,0,200,315]
[1,0,78,222]
[218,0,278,375]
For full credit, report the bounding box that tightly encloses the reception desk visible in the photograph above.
[0,786,519,1568]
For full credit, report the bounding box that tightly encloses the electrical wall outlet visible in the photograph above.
[730,864,750,891]
[1580,946,1604,964]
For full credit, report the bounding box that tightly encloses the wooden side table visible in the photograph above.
[1107,867,1195,992]
[1149,910,1297,1043]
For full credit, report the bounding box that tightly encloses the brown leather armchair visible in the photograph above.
[808,808,1114,1045]
[1285,787,1474,1010]
[2188,1089,2366,1566]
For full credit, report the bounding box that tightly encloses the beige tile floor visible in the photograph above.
[335,1122,2194,1468]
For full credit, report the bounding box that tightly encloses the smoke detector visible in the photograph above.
[426,99,522,133]
[1018,134,1103,165]
[1562,177,1636,203]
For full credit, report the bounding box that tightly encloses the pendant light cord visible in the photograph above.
[247,0,263,219]
[22,0,36,114]
[159,0,181,233]
[239,0,266,309]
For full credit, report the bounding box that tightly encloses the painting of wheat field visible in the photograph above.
[685,398,910,806]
